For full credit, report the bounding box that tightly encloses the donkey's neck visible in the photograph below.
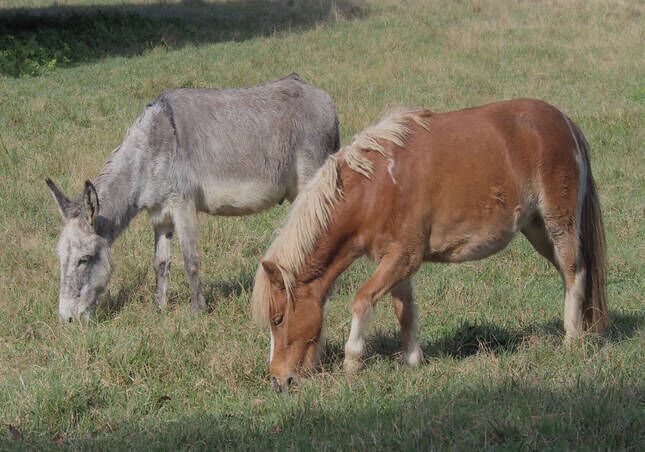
[93,141,145,244]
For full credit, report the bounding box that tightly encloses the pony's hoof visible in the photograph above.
[343,357,363,373]
[405,345,424,367]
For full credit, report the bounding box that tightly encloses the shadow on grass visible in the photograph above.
[95,266,150,322]
[5,383,642,449]
[94,264,255,319]
[607,310,645,340]
[204,269,255,304]
[321,310,644,367]
[0,0,365,77]
[318,321,524,369]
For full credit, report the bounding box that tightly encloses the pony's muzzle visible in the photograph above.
[271,375,297,392]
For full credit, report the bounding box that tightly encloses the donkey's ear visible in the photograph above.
[261,260,285,290]
[45,178,74,219]
[82,180,99,227]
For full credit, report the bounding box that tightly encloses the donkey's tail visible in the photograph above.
[573,121,609,334]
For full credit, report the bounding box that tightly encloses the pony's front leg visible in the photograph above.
[344,251,418,372]
[173,203,207,313]
[153,223,174,310]
[391,279,423,366]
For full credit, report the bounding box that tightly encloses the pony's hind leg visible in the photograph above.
[391,279,423,366]
[344,248,421,372]
[550,226,586,343]
[522,215,557,267]
[153,223,174,310]
[173,202,207,313]
[522,214,584,342]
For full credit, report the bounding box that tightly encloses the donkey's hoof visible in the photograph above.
[191,297,208,314]
[154,299,167,312]
[343,356,363,373]
[191,304,207,314]
[564,333,582,347]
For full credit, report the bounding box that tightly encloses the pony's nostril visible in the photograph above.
[286,376,294,387]
[68,317,73,323]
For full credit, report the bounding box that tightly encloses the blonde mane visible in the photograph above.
[252,108,430,326]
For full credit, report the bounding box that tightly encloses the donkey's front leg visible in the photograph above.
[153,223,174,310]
[173,203,207,313]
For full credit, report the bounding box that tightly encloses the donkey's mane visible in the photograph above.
[252,108,430,327]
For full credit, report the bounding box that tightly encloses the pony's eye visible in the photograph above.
[272,314,284,327]
[77,256,91,267]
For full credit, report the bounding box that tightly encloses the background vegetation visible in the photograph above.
[0,0,642,449]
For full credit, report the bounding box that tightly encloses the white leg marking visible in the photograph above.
[404,302,423,366]
[345,312,370,358]
[406,345,423,366]
[564,268,586,342]
[344,311,372,371]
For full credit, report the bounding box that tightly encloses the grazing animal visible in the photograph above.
[252,99,608,391]
[46,74,340,322]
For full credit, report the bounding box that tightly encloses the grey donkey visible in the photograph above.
[46,74,339,322]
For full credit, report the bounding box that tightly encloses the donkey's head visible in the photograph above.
[46,179,113,323]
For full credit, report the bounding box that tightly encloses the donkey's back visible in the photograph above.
[146,73,339,215]
[45,74,339,318]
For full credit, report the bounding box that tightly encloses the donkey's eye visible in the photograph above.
[272,314,284,327]
[77,256,91,267]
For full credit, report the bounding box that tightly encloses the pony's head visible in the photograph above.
[46,178,113,323]
[251,108,430,390]
[253,259,324,391]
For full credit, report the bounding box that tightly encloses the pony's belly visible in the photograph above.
[426,226,515,263]
[198,180,285,216]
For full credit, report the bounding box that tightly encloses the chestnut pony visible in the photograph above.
[252,99,608,391]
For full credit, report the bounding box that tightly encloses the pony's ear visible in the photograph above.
[45,178,74,219]
[261,260,285,290]
[82,180,99,228]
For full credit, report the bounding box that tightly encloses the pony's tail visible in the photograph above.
[575,124,609,334]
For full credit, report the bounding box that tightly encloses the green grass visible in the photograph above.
[0,0,643,449]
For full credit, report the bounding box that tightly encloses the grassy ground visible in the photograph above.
[0,0,643,449]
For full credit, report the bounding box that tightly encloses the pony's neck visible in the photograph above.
[93,142,144,244]
[297,223,361,305]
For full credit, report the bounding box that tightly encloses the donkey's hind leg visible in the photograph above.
[391,279,423,366]
[173,202,207,313]
[153,223,174,310]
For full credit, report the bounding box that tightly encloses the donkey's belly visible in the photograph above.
[197,180,286,216]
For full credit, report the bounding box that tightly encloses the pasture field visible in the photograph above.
[0,0,643,449]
